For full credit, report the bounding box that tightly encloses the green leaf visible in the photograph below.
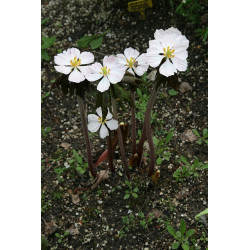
[195,208,208,219]
[168,89,178,96]
[133,187,139,193]
[167,225,176,237]
[55,233,60,238]
[41,36,56,49]
[169,0,173,8]
[136,88,142,97]
[192,129,200,137]
[180,219,186,235]
[186,229,195,238]
[197,139,202,145]
[124,194,130,199]
[41,17,50,26]
[182,243,189,250]
[176,231,182,239]
[64,231,69,236]
[172,242,180,249]
[90,36,103,49]
[58,239,62,243]
[132,193,138,198]
[203,128,208,136]
[77,35,98,48]
[165,132,174,144]
[180,156,189,165]
[41,50,50,61]
[138,211,144,218]
[156,157,162,165]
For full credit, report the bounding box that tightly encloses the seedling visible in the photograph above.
[55,231,69,244]
[192,128,208,145]
[173,156,208,182]
[124,180,139,199]
[153,128,174,165]
[167,219,195,250]
[41,126,51,138]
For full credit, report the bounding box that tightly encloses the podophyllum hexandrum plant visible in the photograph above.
[53,27,189,180]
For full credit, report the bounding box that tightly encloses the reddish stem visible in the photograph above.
[107,131,115,172]
[131,91,137,155]
[77,95,97,178]
[111,95,130,178]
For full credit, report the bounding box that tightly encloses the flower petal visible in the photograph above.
[88,114,99,123]
[67,48,80,59]
[108,66,126,84]
[91,62,103,74]
[68,68,85,83]
[149,40,164,53]
[106,108,113,120]
[146,52,164,68]
[103,55,117,68]
[159,59,177,77]
[173,35,189,50]
[79,52,94,65]
[133,64,148,76]
[77,65,91,76]
[54,53,71,66]
[85,73,103,82]
[96,107,102,117]
[136,53,147,65]
[124,47,140,60]
[100,125,109,139]
[106,119,118,131]
[171,56,188,71]
[54,65,72,75]
[88,121,100,133]
[97,76,110,92]
[116,54,127,65]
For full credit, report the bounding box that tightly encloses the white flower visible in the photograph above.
[116,47,149,76]
[54,48,94,83]
[146,28,189,77]
[85,55,126,92]
[88,107,118,139]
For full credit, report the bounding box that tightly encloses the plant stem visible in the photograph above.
[107,131,115,172]
[111,94,130,178]
[77,95,97,178]
[137,74,165,171]
[131,91,137,155]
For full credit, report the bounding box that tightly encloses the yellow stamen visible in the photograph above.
[126,57,136,68]
[70,56,81,68]
[98,116,106,125]
[163,46,175,59]
[99,66,110,76]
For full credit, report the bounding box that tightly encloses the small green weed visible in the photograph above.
[192,128,208,145]
[167,219,195,250]
[55,231,69,244]
[41,126,51,138]
[41,91,50,104]
[153,128,174,164]
[41,36,56,61]
[173,156,208,182]
[124,180,139,199]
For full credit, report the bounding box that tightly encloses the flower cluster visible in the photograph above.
[54,28,189,138]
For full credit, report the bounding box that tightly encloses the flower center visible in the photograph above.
[98,116,106,125]
[163,46,175,59]
[70,57,81,68]
[100,66,110,76]
[126,57,135,68]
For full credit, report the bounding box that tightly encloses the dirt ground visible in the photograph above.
[41,0,208,249]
